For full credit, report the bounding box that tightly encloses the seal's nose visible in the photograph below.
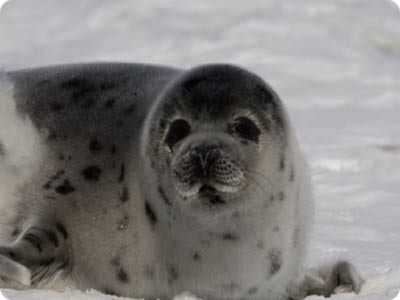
[194,144,220,177]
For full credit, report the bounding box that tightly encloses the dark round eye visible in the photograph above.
[165,119,191,148]
[232,117,261,142]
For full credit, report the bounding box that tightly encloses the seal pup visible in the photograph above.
[0,63,363,299]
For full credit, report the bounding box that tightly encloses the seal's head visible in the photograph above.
[142,64,288,216]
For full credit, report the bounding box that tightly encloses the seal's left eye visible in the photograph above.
[165,119,191,148]
[232,117,261,143]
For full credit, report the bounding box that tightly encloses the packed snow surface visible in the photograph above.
[0,0,399,299]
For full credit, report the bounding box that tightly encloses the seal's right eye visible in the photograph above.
[165,119,191,149]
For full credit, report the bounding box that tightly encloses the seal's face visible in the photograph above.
[145,64,286,214]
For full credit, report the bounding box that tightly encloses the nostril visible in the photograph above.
[206,149,220,166]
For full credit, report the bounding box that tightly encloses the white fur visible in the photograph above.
[0,73,44,239]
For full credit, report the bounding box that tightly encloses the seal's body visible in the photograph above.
[0,63,362,300]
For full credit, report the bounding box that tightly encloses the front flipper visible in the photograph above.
[0,224,69,288]
[289,261,364,299]
[0,254,31,287]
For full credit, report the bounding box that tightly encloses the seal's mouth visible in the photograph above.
[199,185,217,194]
[198,185,227,206]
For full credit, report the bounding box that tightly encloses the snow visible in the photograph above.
[0,0,399,299]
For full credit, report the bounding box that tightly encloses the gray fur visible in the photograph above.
[0,63,363,299]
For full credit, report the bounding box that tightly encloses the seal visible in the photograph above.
[0,63,363,299]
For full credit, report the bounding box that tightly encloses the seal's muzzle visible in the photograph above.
[173,142,244,198]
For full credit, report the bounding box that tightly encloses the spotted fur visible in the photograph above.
[0,63,362,299]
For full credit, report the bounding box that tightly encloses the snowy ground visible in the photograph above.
[0,0,400,299]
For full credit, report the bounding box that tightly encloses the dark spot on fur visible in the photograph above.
[110,144,117,155]
[167,264,179,284]
[118,164,125,182]
[100,82,117,91]
[280,154,285,170]
[7,251,16,259]
[45,230,59,247]
[158,186,171,206]
[117,268,129,283]
[47,132,58,141]
[159,119,167,130]
[50,102,64,112]
[23,233,42,253]
[82,165,102,182]
[278,191,285,201]
[104,98,116,109]
[56,223,68,239]
[43,170,65,189]
[89,139,103,153]
[120,187,129,202]
[248,286,258,295]
[273,226,280,232]
[192,253,201,261]
[145,202,157,226]
[222,232,239,241]
[55,179,75,194]
[290,166,295,182]
[268,249,282,275]
[270,195,275,202]
[123,104,136,115]
[43,181,52,189]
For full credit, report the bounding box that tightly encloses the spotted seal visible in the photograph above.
[0,63,363,299]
